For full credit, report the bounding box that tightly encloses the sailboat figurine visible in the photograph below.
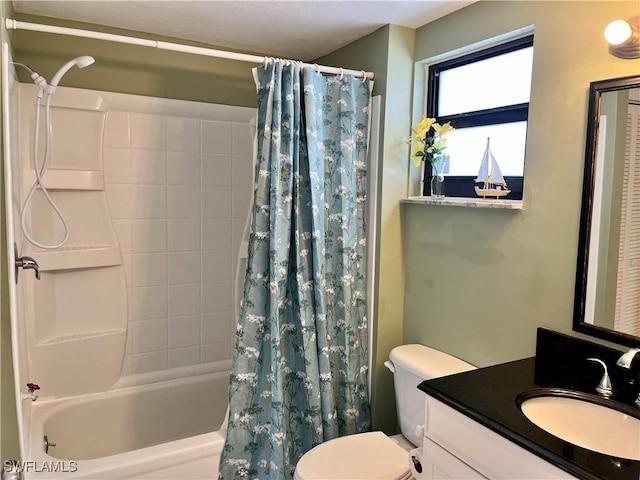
[474,137,511,198]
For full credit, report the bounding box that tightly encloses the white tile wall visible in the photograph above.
[103,105,254,377]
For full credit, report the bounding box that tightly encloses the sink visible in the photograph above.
[517,389,640,460]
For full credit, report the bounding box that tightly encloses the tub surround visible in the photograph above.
[99,91,255,377]
[14,84,255,394]
[7,84,250,478]
[17,85,127,397]
[419,329,640,480]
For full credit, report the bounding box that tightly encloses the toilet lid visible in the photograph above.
[294,431,410,480]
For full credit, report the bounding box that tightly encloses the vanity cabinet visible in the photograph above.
[419,332,640,480]
[422,437,487,479]
[422,395,577,480]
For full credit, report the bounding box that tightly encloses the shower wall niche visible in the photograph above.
[17,84,256,391]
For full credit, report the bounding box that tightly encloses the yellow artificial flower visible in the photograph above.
[433,137,448,151]
[412,116,436,139]
[407,117,454,166]
[410,140,425,167]
[433,121,454,137]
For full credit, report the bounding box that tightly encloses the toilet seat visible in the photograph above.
[294,431,412,480]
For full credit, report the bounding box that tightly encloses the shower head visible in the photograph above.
[47,55,95,93]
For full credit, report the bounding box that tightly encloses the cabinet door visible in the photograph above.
[423,438,488,480]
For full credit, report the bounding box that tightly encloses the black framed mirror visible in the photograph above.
[573,74,640,347]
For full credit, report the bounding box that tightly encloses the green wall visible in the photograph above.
[403,1,640,367]
[316,25,415,434]
[0,0,20,461]
[10,13,259,107]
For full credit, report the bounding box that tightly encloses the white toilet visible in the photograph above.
[294,344,476,480]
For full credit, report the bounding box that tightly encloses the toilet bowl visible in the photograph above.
[294,431,412,480]
[293,344,476,480]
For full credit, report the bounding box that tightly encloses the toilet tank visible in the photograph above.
[388,344,475,447]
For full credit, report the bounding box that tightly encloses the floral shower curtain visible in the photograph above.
[219,60,373,479]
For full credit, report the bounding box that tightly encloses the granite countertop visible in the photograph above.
[418,330,640,480]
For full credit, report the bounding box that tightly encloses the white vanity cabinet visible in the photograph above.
[422,395,578,480]
[422,437,487,479]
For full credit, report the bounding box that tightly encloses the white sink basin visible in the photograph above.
[519,392,640,460]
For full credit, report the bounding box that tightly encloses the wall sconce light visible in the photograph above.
[604,18,640,59]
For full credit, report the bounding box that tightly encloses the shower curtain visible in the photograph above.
[219,61,373,479]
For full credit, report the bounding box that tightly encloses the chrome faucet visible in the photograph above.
[14,244,40,282]
[616,348,640,407]
[616,348,640,369]
[586,357,613,397]
[16,256,40,280]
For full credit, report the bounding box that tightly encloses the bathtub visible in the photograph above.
[24,369,229,479]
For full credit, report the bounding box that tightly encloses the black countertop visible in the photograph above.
[418,329,640,480]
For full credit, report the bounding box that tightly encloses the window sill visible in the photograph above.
[401,196,523,210]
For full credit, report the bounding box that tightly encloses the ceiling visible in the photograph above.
[11,1,475,61]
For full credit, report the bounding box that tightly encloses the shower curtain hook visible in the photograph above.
[314,63,320,74]
[339,68,344,80]
[361,71,367,83]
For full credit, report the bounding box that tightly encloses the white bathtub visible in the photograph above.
[25,370,229,479]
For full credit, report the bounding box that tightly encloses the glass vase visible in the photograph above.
[430,159,445,200]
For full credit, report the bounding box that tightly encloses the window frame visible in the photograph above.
[422,35,534,200]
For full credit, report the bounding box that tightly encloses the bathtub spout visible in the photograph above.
[21,391,38,401]
[21,383,40,402]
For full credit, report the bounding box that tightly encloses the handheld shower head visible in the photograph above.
[73,55,96,69]
[47,55,95,93]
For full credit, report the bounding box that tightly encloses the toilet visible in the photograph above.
[294,344,476,479]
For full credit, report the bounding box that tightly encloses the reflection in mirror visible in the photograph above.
[574,75,640,347]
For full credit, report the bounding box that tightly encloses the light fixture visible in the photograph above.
[604,18,640,59]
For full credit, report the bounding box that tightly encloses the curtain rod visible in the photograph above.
[5,19,374,80]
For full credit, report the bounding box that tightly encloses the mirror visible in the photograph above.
[574,74,640,347]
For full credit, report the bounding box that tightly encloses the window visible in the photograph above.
[424,35,534,200]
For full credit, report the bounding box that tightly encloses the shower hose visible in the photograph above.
[21,89,70,249]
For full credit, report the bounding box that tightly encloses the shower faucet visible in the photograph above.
[15,255,40,281]
[14,243,40,282]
